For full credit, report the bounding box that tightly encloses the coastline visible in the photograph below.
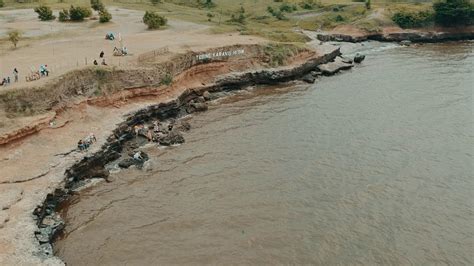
[0,42,346,264]
[316,26,474,43]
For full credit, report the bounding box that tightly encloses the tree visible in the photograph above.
[34,5,56,21]
[365,0,371,10]
[0,0,4,8]
[99,9,112,23]
[91,0,105,11]
[69,5,92,21]
[433,0,473,26]
[58,9,69,21]
[150,0,161,5]
[143,11,167,29]
[230,5,246,24]
[8,30,21,48]
[203,0,216,8]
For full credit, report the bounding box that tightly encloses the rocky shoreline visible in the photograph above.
[317,30,474,43]
[30,45,365,262]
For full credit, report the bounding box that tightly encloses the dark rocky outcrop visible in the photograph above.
[340,57,353,64]
[354,54,366,64]
[174,120,191,132]
[157,129,185,146]
[118,158,136,169]
[302,74,316,84]
[310,70,322,77]
[317,57,354,75]
[202,91,211,101]
[186,102,208,114]
[317,30,474,43]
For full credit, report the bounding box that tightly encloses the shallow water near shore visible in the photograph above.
[54,41,473,265]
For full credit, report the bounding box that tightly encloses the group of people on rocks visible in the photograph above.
[77,133,97,151]
[134,120,177,142]
[1,68,19,86]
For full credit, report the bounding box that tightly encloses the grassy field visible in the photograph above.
[0,0,438,42]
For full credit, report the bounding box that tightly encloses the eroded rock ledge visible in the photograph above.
[317,29,474,43]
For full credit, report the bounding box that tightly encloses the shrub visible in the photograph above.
[433,0,473,26]
[161,73,173,85]
[203,0,216,8]
[99,9,112,23]
[143,11,167,29]
[0,0,4,8]
[299,0,320,10]
[58,9,69,21]
[392,10,434,28]
[279,3,295,13]
[335,14,345,22]
[267,5,287,20]
[34,5,56,21]
[91,0,104,11]
[230,6,246,24]
[69,6,92,21]
[264,44,301,67]
[365,0,371,10]
[150,0,161,5]
[206,12,214,21]
[8,30,21,48]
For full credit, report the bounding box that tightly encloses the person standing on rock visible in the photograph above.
[133,151,143,161]
[146,127,153,142]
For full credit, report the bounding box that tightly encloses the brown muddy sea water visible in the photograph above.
[54,42,473,265]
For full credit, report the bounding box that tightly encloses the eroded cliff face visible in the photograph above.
[0,44,309,145]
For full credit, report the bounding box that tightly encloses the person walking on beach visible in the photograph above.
[100,51,104,58]
[6,76,10,84]
[13,68,19,82]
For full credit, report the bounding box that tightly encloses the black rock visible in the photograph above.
[310,70,322,77]
[174,120,191,131]
[340,56,353,64]
[302,74,316,84]
[186,102,208,114]
[40,243,53,257]
[35,227,52,243]
[354,53,366,63]
[194,96,206,103]
[89,167,110,179]
[118,158,136,169]
[318,57,354,75]
[202,91,211,101]
[157,129,185,146]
